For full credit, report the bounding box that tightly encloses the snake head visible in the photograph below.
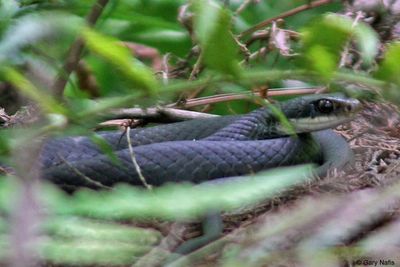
[279,93,362,133]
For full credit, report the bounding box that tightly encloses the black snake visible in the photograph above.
[40,93,361,190]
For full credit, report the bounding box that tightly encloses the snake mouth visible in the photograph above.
[290,114,356,132]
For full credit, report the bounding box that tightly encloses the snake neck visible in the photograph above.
[203,107,282,141]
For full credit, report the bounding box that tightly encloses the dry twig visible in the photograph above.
[239,0,334,39]
[110,107,218,122]
[52,0,110,98]
[169,87,325,109]
[126,126,152,190]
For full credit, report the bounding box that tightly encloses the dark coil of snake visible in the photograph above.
[40,93,361,191]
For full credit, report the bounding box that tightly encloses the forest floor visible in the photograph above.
[138,101,400,267]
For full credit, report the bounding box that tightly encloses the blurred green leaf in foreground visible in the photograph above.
[0,165,313,265]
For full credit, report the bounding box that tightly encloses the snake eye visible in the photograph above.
[316,99,334,114]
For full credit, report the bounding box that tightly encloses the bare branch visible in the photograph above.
[110,107,219,121]
[52,0,110,98]
[239,0,334,39]
[235,0,255,16]
[169,87,325,109]
[100,87,324,126]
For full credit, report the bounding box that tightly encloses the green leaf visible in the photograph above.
[132,29,191,55]
[0,67,66,114]
[90,134,119,165]
[0,0,19,18]
[0,166,313,220]
[36,165,313,220]
[300,14,378,77]
[301,14,351,78]
[82,28,159,95]
[193,0,241,77]
[306,45,337,78]
[76,94,140,118]
[0,0,19,37]
[44,217,160,244]
[0,12,82,63]
[353,21,379,66]
[375,42,400,85]
[39,239,152,265]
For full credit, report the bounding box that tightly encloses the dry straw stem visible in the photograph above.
[239,0,334,39]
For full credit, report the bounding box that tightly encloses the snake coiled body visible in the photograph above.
[40,94,361,190]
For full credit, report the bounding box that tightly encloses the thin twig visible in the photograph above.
[126,126,152,190]
[133,223,187,267]
[245,29,270,47]
[162,53,171,85]
[239,47,269,65]
[185,85,208,100]
[52,0,110,98]
[59,154,112,190]
[97,119,132,128]
[233,32,251,62]
[110,107,218,121]
[102,87,324,124]
[105,87,323,123]
[189,52,203,80]
[78,69,385,119]
[76,61,100,97]
[235,0,254,16]
[0,108,11,125]
[239,0,334,39]
[168,87,325,109]
[339,11,364,68]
